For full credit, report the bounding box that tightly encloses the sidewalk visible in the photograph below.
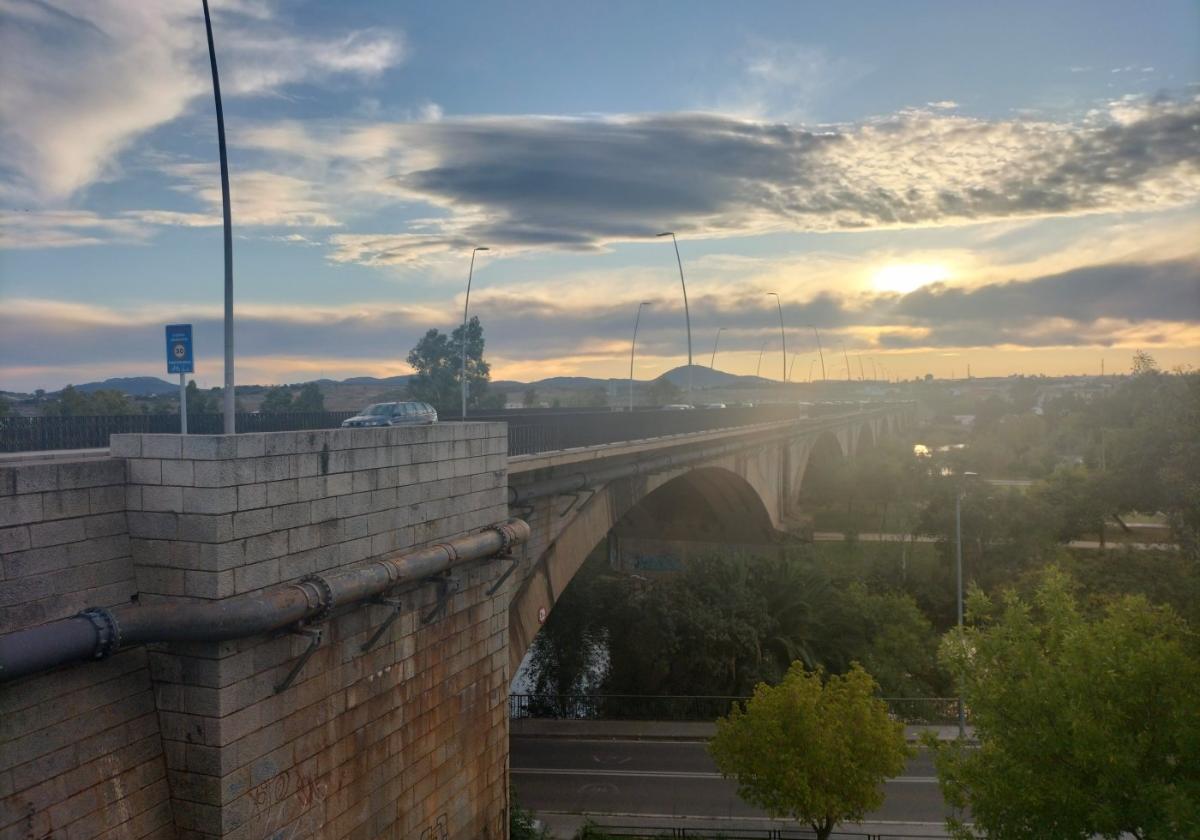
[511,718,974,742]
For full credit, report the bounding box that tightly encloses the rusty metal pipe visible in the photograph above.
[0,519,528,683]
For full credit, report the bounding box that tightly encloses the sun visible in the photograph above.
[870,263,951,294]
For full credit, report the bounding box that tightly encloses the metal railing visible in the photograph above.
[476,405,806,456]
[0,411,357,452]
[509,694,964,724]
[577,826,949,839]
[3,403,899,455]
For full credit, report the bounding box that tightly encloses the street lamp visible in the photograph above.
[201,0,235,434]
[788,352,800,382]
[710,327,725,369]
[755,338,769,378]
[806,324,827,382]
[767,292,787,382]
[954,470,980,739]
[630,301,652,411]
[461,246,489,418]
[656,232,693,400]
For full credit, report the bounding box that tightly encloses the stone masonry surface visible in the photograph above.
[1,455,174,840]
[1,423,513,840]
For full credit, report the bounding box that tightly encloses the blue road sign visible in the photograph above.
[165,324,194,374]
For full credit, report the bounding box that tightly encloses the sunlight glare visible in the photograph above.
[871,263,951,294]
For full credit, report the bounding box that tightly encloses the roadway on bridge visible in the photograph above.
[510,734,955,837]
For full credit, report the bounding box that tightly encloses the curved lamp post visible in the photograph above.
[755,338,769,378]
[955,470,981,739]
[630,301,652,411]
[201,0,235,434]
[767,292,787,381]
[806,324,827,382]
[461,246,489,418]
[656,232,693,400]
[710,327,725,370]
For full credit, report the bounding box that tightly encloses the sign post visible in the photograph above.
[165,324,194,434]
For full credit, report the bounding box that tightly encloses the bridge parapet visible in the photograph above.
[1,425,517,840]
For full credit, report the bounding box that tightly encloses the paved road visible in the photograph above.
[511,736,956,836]
[811,531,1176,551]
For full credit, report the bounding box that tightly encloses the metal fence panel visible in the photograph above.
[509,694,964,724]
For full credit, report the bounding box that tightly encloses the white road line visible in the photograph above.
[511,767,938,783]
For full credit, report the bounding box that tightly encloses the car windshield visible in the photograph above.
[363,404,394,416]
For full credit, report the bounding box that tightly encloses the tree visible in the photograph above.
[260,386,294,413]
[0,397,11,418]
[407,316,493,413]
[709,662,911,840]
[45,386,136,416]
[928,569,1200,839]
[645,375,681,406]
[292,382,325,412]
[1031,466,1114,544]
[522,387,539,408]
[185,380,219,414]
[1131,349,1158,375]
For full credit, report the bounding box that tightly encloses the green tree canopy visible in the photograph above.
[928,569,1200,839]
[292,382,325,412]
[645,375,682,406]
[709,662,911,840]
[407,316,492,413]
[185,380,219,414]
[45,386,138,416]
[260,386,294,413]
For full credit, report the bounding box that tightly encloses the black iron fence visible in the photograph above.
[509,694,963,725]
[0,412,356,453]
[577,827,948,839]
[3,403,896,456]
[481,405,805,456]
[0,404,820,454]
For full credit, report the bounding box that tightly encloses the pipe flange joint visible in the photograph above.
[78,607,121,659]
[299,574,335,623]
[486,522,514,555]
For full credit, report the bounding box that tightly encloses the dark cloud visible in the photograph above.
[891,259,1200,325]
[328,98,1200,259]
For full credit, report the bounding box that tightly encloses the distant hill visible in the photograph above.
[74,377,178,396]
[660,365,771,389]
[342,375,412,386]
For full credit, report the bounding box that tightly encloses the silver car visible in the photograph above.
[341,401,438,427]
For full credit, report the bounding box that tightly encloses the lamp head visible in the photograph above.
[656,231,673,238]
[473,246,489,252]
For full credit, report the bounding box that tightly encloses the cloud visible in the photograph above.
[0,0,404,203]
[235,95,1200,266]
[3,258,1196,390]
[718,40,872,120]
[0,210,148,248]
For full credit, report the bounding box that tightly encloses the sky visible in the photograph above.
[1,0,1198,391]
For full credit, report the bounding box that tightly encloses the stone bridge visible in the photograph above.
[0,404,910,839]
[505,405,912,673]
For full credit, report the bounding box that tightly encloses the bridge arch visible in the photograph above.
[855,421,877,454]
[508,464,777,670]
